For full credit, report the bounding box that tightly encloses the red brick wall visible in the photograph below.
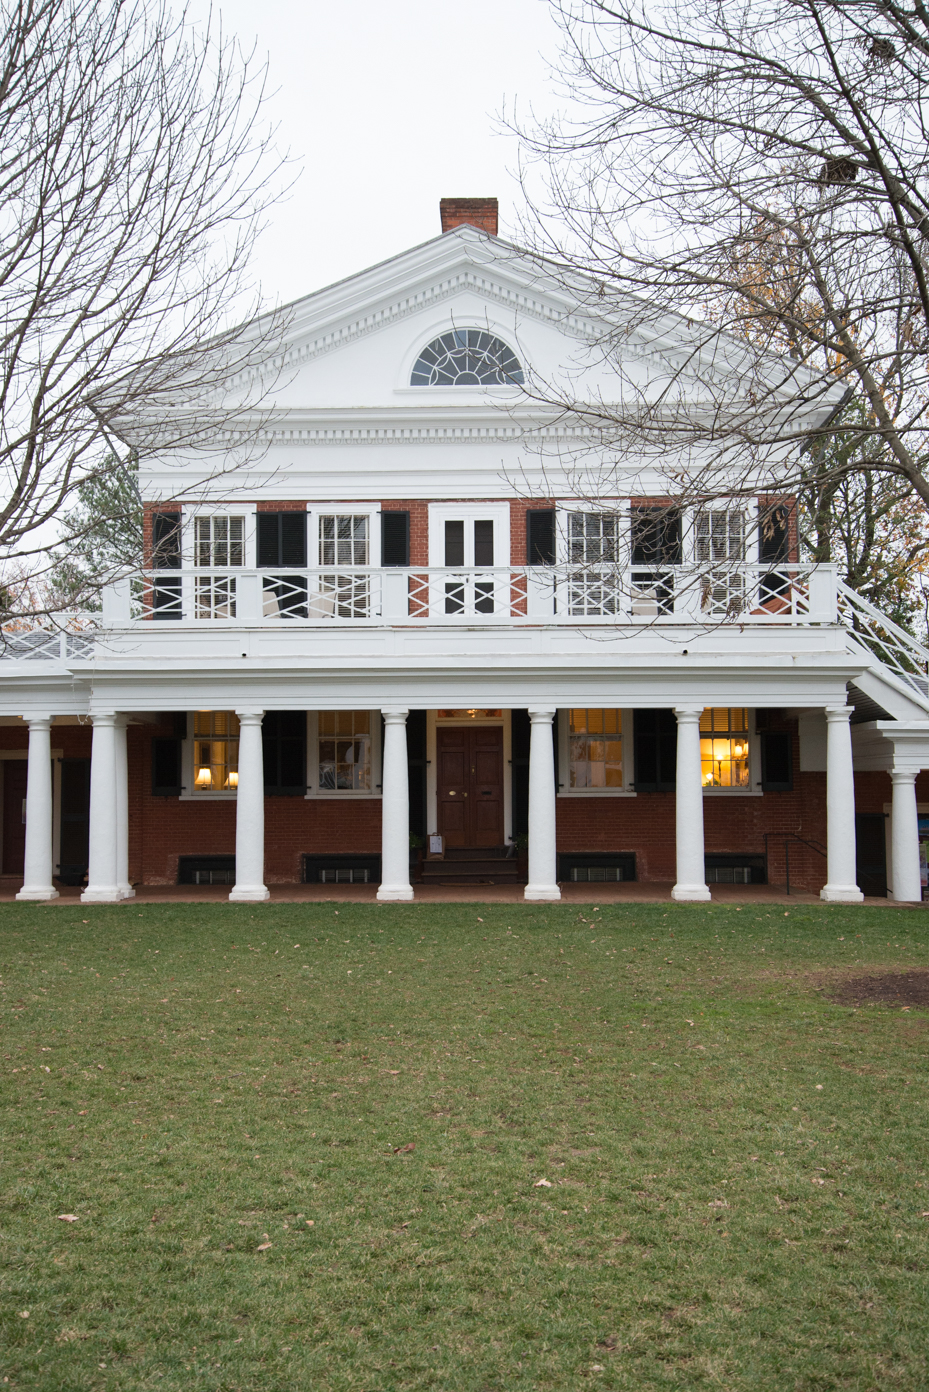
[0,716,901,893]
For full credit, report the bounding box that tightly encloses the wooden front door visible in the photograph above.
[437,726,504,848]
[2,760,27,874]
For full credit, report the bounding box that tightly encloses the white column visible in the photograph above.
[672,707,711,901]
[821,705,864,902]
[524,708,561,901]
[229,711,269,902]
[115,718,134,899]
[82,713,120,903]
[16,715,59,901]
[891,769,922,903]
[378,709,414,901]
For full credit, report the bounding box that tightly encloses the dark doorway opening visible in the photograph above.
[855,813,887,898]
[59,758,90,886]
[2,760,27,875]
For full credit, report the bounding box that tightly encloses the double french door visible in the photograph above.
[436,726,504,848]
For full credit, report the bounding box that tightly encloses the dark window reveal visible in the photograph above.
[474,520,494,567]
[262,711,307,796]
[257,512,307,568]
[152,737,182,796]
[526,509,556,565]
[631,509,682,565]
[445,520,465,567]
[760,730,793,791]
[381,511,410,566]
[759,505,789,564]
[634,710,677,790]
[151,512,181,569]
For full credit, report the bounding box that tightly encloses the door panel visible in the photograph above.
[2,761,27,874]
[437,726,504,848]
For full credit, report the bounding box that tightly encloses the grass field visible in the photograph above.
[1,899,928,1391]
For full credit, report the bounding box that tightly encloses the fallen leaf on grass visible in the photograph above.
[534,1178,553,1188]
[811,1177,826,1186]
[708,1199,729,1209]
[256,1242,272,1252]
[57,1214,80,1222]
[393,1142,415,1153]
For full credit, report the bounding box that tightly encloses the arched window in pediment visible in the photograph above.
[410,329,524,386]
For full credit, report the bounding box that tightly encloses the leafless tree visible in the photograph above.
[0,0,287,621]
[511,0,929,569]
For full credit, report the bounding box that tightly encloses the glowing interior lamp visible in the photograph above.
[195,766,213,788]
[733,742,747,758]
[225,771,239,789]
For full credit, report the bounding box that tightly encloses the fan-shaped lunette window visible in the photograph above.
[410,329,524,386]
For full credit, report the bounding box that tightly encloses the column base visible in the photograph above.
[229,886,271,902]
[820,884,864,903]
[16,886,59,901]
[672,883,712,902]
[524,884,561,901]
[118,887,136,899]
[81,887,121,903]
[377,885,414,902]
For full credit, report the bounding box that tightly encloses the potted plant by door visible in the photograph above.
[511,833,529,882]
[409,835,424,882]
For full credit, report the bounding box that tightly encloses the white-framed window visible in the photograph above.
[195,575,236,619]
[185,711,240,798]
[557,709,635,796]
[700,707,750,788]
[195,515,246,568]
[306,710,381,798]
[695,510,745,563]
[567,511,619,565]
[318,515,369,566]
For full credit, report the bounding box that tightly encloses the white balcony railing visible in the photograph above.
[114,562,839,626]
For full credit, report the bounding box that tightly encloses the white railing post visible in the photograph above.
[101,575,131,625]
[235,571,261,622]
[526,569,556,619]
[807,565,838,622]
[382,570,408,621]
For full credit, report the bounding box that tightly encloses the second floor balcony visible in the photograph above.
[121,562,841,627]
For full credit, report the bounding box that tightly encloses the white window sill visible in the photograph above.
[702,788,763,797]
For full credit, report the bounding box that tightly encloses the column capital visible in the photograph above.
[673,706,704,721]
[527,709,556,724]
[22,714,52,727]
[891,767,919,783]
[89,711,118,726]
[381,709,409,725]
[824,705,853,723]
[234,710,265,725]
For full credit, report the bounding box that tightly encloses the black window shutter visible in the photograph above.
[631,510,682,565]
[510,709,530,837]
[759,505,789,563]
[152,738,182,796]
[761,730,793,791]
[381,511,410,566]
[257,513,280,567]
[263,711,306,795]
[280,512,307,567]
[634,710,677,790]
[527,509,556,564]
[152,512,181,569]
[407,709,428,841]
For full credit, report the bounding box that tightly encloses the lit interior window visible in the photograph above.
[318,711,371,791]
[436,709,502,720]
[568,709,623,788]
[700,708,749,787]
[193,711,240,792]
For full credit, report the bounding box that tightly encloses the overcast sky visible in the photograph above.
[200,0,564,308]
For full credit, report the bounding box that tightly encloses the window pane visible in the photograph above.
[568,710,622,788]
[192,711,240,792]
[700,707,750,787]
[316,712,372,792]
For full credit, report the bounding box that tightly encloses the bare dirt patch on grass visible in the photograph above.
[825,970,929,1009]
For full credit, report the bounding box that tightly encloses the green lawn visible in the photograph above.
[1,900,928,1391]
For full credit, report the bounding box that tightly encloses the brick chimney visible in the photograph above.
[440,197,498,236]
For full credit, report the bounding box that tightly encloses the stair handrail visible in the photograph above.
[837,579,929,697]
[763,831,827,897]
